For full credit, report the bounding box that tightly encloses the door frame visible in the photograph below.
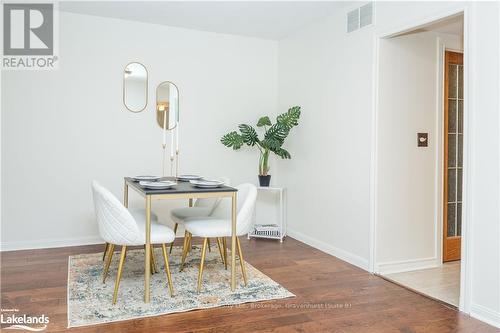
[369,6,472,313]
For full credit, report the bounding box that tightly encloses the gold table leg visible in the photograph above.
[186,198,194,254]
[144,195,152,303]
[222,237,228,270]
[231,192,237,291]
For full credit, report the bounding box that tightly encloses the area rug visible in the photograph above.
[67,245,294,327]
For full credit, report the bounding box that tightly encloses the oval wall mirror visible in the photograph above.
[156,81,179,130]
[123,62,148,112]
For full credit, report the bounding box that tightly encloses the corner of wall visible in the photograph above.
[470,303,500,329]
[287,228,370,271]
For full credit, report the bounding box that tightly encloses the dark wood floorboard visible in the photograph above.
[1,237,497,332]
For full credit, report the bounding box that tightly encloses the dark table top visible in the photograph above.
[125,177,237,195]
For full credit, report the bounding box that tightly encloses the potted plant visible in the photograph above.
[221,106,301,187]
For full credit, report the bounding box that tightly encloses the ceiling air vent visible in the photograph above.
[347,2,374,33]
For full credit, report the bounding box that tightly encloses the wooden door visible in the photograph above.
[443,51,463,262]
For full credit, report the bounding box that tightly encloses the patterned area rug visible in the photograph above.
[67,245,294,327]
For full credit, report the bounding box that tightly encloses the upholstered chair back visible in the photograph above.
[194,177,230,214]
[210,183,257,236]
[91,181,141,245]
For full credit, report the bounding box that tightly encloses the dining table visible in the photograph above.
[123,177,238,303]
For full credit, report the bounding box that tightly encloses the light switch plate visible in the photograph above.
[417,133,428,147]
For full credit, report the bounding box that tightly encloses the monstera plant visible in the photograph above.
[221,106,301,186]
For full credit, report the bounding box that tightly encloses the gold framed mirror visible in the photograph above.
[156,81,179,130]
[123,62,148,113]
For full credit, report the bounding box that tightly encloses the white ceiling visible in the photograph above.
[60,1,346,40]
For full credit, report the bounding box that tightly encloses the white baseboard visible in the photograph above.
[471,303,500,328]
[376,257,440,275]
[0,231,189,252]
[287,228,370,271]
[0,235,104,252]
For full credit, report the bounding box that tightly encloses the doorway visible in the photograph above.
[372,12,466,308]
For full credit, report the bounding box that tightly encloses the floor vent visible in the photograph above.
[347,2,374,32]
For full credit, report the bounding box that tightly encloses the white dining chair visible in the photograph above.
[92,181,175,304]
[102,209,158,262]
[169,199,216,254]
[168,178,230,257]
[183,183,257,292]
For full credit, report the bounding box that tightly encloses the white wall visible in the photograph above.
[467,2,500,324]
[278,1,499,327]
[1,1,498,328]
[278,6,373,269]
[1,12,278,250]
[375,29,463,274]
[376,31,440,273]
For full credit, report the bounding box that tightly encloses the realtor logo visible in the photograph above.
[2,2,58,69]
[4,3,53,55]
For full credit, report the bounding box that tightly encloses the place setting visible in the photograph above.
[177,175,226,189]
[130,174,227,190]
[130,175,177,190]
[189,179,225,188]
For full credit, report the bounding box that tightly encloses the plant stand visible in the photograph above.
[248,187,286,242]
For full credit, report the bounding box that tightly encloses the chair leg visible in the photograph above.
[161,244,174,297]
[112,245,127,304]
[102,244,115,283]
[187,232,193,253]
[145,245,157,274]
[216,237,226,266]
[102,242,109,261]
[180,232,191,272]
[197,238,209,293]
[181,230,191,257]
[180,230,188,257]
[236,238,248,286]
[207,238,211,252]
[222,237,228,270]
[150,245,159,273]
[169,223,178,254]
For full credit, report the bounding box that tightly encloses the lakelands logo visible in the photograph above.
[2,2,59,70]
[1,309,49,331]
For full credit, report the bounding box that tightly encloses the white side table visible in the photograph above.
[248,186,286,242]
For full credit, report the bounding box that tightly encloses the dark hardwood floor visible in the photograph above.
[1,237,497,332]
